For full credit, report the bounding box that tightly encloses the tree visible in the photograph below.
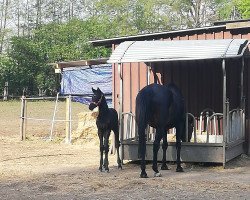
[7,18,111,96]
[8,36,45,95]
[0,0,11,53]
[0,54,13,94]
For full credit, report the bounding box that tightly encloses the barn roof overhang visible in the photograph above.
[107,39,249,64]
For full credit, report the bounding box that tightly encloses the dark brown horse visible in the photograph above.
[89,87,122,172]
[136,83,193,178]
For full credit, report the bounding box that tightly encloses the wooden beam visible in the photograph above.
[56,58,108,69]
[226,21,250,30]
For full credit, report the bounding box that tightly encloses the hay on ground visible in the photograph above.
[72,111,99,144]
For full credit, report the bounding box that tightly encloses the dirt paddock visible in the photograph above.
[0,101,249,199]
[0,135,249,200]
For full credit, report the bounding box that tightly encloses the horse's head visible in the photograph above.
[181,115,194,142]
[89,87,104,111]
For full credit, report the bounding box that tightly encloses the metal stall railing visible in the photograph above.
[227,109,245,143]
[121,108,245,145]
[121,112,199,143]
[121,112,137,141]
[205,113,224,143]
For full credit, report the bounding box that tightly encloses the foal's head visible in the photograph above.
[89,87,104,111]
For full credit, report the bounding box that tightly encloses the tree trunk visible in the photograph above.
[0,0,9,53]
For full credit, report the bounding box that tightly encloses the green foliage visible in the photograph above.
[216,0,250,20]
[33,19,112,62]
[216,0,236,19]
[0,55,13,94]
[8,36,47,95]
[93,0,173,35]
[236,0,250,18]
[7,18,112,96]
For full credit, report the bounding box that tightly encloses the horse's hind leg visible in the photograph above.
[103,131,110,172]
[161,130,169,170]
[152,128,163,177]
[176,124,184,172]
[114,130,122,169]
[138,125,148,178]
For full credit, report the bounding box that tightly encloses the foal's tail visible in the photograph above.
[135,91,149,159]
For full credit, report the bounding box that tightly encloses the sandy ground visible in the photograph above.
[0,101,249,199]
[0,135,249,200]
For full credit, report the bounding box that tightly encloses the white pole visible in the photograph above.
[222,59,227,168]
[49,92,59,140]
[118,63,123,162]
[69,95,72,143]
[65,95,71,144]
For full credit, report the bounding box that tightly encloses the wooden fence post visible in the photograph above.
[3,81,8,101]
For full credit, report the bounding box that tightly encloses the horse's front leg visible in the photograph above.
[152,128,163,177]
[161,130,169,170]
[98,131,104,172]
[176,125,184,172]
[103,131,110,172]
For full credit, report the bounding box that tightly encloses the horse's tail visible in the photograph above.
[135,91,149,131]
[135,91,149,159]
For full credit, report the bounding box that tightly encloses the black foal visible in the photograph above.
[89,87,122,172]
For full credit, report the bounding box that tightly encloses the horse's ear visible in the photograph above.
[92,87,96,93]
[97,87,101,93]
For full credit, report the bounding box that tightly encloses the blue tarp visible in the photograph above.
[60,64,112,107]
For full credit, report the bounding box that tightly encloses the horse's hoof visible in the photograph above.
[152,165,159,173]
[154,172,162,177]
[140,172,148,178]
[99,167,103,172]
[104,167,109,173]
[161,165,169,170]
[176,166,184,172]
[118,165,122,170]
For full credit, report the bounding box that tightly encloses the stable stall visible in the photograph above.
[107,39,249,166]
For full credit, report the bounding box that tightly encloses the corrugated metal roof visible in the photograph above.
[108,39,249,63]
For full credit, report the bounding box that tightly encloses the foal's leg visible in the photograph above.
[114,129,122,169]
[161,130,169,170]
[176,124,184,172]
[103,131,111,172]
[98,131,104,172]
[152,128,163,177]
